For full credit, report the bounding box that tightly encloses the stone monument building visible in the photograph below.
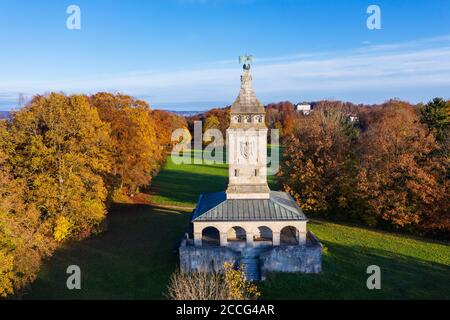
[179,57,322,280]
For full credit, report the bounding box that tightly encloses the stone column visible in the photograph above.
[246,232,254,247]
[194,232,202,247]
[273,231,280,246]
[298,231,307,245]
[220,232,228,247]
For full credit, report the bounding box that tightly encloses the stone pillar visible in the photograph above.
[246,232,254,247]
[299,231,307,245]
[273,231,280,246]
[220,232,228,247]
[194,232,202,247]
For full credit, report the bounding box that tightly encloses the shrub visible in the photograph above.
[167,263,260,300]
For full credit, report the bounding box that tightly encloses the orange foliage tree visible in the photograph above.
[357,101,449,232]
[279,108,359,219]
[281,99,449,235]
[90,93,162,194]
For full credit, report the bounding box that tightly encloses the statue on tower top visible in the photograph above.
[239,54,253,70]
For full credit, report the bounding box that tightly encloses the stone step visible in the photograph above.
[240,258,261,281]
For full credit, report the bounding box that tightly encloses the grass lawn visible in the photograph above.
[26,150,450,299]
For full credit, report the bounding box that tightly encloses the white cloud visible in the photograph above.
[1,35,450,109]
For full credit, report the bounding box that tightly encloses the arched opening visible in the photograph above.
[227,226,246,242]
[254,226,273,245]
[280,226,299,245]
[202,227,220,246]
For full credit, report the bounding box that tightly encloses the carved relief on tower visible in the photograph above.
[243,114,252,123]
[239,140,255,160]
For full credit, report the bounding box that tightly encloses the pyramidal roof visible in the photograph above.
[192,191,307,222]
[230,68,265,114]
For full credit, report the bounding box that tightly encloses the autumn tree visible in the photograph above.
[7,93,111,241]
[149,109,188,153]
[90,93,161,194]
[265,101,298,141]
[185,107,230,142]
[0,121,56,297]
[203,115,222,147]
[357,101,448,231]
[204,108,230,138]
[279,109,359,219]
[167,263,260,300]
[0,154,55,297]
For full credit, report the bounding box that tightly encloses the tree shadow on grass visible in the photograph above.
[261,241,450,300]
[26,203,191,300]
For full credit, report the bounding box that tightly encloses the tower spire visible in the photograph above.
[231,55,265,115]
[226,56,270,199]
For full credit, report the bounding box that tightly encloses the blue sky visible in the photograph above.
[0,0,449,110]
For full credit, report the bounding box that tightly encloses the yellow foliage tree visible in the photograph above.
[7,93,111,239]
[53,216,74,242]
[90,93,161,194]
[0,121,55,297]
[223,262,260,300]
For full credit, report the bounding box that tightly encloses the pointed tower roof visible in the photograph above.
[230,63,265,114]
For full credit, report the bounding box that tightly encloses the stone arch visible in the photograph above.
[280,226,299,245]
[202,226,220,246]
[227,226,247,241]
[254,226,273,244]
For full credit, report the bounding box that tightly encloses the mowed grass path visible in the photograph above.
[27,150,450,299]
[149,149,279,208]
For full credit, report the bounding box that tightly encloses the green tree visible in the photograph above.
[420,97,450,142]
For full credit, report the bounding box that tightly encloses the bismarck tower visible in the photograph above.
[179,56,322,281]
[226,55,270,199]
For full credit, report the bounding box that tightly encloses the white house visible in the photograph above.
[296,103,312,115]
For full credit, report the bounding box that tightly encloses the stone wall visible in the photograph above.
[179,239,239,273]
[259,231,322,277]
[179,231,322,278]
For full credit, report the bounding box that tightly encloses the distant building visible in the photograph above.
[349,115,358,123]
[179,59,322,281]
[296,103,312,115]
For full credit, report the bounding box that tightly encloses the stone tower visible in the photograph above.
[226,59,270,199]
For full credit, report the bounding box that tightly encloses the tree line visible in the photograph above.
[279,98,449,238]
[0,92,186,297]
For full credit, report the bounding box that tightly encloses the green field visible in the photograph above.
[26,151,450,299]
